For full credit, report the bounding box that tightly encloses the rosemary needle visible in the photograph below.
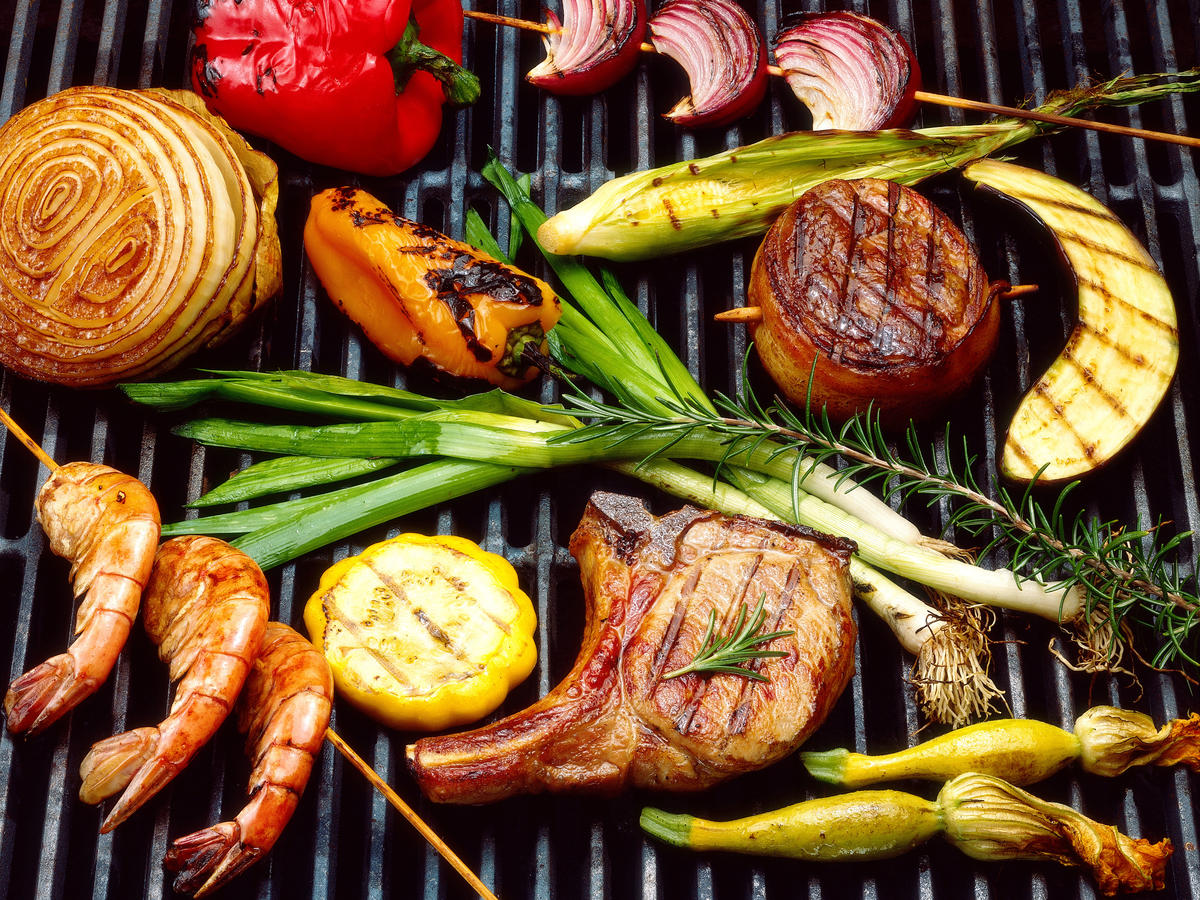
[663,594,795,682]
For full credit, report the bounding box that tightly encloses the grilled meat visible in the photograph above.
[407,492,856,803]
[749,177,1004,424]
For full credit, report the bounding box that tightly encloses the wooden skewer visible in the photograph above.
[999,283,1040,299]
[911,90,1200,149]
[464,8,1200,150]
[0,406,58,471]
[0,410,495,900]
[325,729,500,900]
[714,284,1039,325]
[713,307,763,324]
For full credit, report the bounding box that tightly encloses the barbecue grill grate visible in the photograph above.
[1,1,1198,898]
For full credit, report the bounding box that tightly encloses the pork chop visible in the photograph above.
[406,492,857,803]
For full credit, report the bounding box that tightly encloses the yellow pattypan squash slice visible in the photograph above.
[304,533,536,731]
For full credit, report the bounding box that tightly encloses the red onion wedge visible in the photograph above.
[647,0,768,128]
[527,0,647,95]
[775,12,921,130]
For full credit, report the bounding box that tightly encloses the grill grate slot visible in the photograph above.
[0,1,1197,898]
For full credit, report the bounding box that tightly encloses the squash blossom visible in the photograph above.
[304,533,537,731]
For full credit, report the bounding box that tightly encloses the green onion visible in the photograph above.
[232,459,527,570]
[189,456,401,507]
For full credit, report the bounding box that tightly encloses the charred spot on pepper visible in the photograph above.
[347,206,399,228]
[193,0,214,25]
[254,65,278,96]
[190,45,221,98]
[328,187,358,212]
[436,290,492,362]
[400,217,451,242]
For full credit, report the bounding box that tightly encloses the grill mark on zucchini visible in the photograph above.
[1074,277,1179,334]
[1059,233,1162,275]
[1026,381,1091,454]
[1074,318,1160,366]
[1058,342,1132,421]
[1000,191,1125,226]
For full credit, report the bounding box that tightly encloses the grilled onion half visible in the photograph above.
[0,86,280,388]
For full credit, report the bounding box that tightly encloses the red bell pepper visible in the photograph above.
[190,0,479,176]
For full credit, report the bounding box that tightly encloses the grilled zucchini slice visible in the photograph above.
[304,533,537,731]
[963,160,1178,483]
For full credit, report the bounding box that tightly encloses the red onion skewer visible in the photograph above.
[463,9,1200,148]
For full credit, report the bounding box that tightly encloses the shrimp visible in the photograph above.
[5,461,160,735]
[78,535,270,832]
[164,622,333,896]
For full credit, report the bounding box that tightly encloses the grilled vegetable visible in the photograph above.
[305,187,560,388]
[642,773,1172,894]
[647,0,767,128]
[802,706,1200,788]
[774,12,921,130]
[0,86,280,387]
[747,178,1003,423]
[963,159,1179,482]
[527,0,646,95]
[191,0,479,176]
[303,533,537,731]
[643,792,942,861]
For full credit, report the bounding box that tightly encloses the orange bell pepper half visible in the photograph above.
[305,187,561,389]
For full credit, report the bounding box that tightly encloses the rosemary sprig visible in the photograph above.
[562,380,1200,671]
[662,594,795,681]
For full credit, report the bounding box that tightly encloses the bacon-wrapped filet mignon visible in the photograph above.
[749,177,1004,424]
[406,492,856,803]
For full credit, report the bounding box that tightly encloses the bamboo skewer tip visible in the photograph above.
[0,406,59,471]
[714,307,764,324]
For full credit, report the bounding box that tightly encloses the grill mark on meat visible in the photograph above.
[651,566,702,682]
[831,189,864,364]
[727,560,803,737]
[673,551,765,736]
[871,182,899,355]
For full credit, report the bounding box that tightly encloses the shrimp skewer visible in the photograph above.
[165,622,333,897]
[5,461,160,735]
[79,535,270,831]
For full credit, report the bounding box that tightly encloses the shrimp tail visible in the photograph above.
[164,821,257,897]
[4,652,93,735]
[79,726,159,805]
[100,752,184,832]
